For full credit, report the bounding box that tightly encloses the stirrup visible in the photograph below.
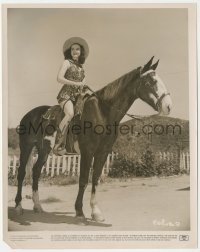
[53,147,77,156]
[53,146,67,156]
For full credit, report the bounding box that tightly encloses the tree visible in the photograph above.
[8,128,19,149]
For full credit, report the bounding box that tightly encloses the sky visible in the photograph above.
[7,7,189,128]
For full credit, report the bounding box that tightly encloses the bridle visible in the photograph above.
[155,92,170,110]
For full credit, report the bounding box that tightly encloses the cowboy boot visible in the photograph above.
[53,129,67,156]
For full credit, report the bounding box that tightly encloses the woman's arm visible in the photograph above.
[81,77,86,85]
[57,60,83,86]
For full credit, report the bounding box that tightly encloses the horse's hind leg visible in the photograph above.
[15,143,34,215]
[32,140,51,213]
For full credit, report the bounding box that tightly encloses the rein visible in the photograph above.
[85,85,170,121]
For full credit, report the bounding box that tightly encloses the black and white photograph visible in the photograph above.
[2,3,197,249]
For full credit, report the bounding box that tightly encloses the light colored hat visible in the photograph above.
[63,37,89,58]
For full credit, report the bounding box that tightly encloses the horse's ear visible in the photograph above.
[151,59,159,70]
[141,56,154,74]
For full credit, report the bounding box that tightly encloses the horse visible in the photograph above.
[14,57,172,223]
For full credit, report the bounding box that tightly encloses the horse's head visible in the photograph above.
[137,57,172,115]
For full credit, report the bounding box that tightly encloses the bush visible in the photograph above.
[137,149,157,177]
[155,160,180,176]
[109,150,156,178]
[108,155,136,178]
[109,149,182,178]
[109,150,157,178]
[8,169,18,186]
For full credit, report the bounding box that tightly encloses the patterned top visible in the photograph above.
[57,60,85,103]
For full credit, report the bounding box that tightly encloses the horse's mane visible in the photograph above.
[96,67,141,104]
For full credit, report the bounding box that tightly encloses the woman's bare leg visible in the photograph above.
[53,100,74,154]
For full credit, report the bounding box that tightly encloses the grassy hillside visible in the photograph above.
[113,115,189,159]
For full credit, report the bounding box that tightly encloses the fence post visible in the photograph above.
[180,152,185,171]
[67,156,71,175]
[163,152,166,161]
[170,152,174,163]
[166,152,170,161]
[72,155,76,176]
[186,152,190,173]
[183,152,186,171]
[56,156,61,176]
[62,156,66,174]
[179,152,182,171]
[51,155,56,177]
[105,154,110,174]
[13,155,17,175]
[8,156,11,172]
[77,155,81,175]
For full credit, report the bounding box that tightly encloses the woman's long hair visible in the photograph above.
[64,44,85,65]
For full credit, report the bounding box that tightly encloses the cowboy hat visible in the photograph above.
[63,37,89,58]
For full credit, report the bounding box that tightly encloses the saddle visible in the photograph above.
[42,93,91,154]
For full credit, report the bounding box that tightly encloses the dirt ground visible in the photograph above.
[7,175,190,231]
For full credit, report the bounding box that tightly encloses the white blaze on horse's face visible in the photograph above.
[141,70,172,115]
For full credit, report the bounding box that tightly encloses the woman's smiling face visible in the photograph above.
[71,44,81,61]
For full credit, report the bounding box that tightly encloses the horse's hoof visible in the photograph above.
[15,204,24,215]
[91,213,105,222]
[75,215,88,225]
[33,205,44,213]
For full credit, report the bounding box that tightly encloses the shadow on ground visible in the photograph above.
[8,207,112,228]
[176,187,190,191]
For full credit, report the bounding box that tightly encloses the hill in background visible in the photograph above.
[113,115,189,159]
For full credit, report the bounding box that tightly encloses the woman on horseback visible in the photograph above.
[53,37,89,155]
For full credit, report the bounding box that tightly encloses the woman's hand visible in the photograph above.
[79,84,89,93]
[83,84,89,90]
[78,83,85,92]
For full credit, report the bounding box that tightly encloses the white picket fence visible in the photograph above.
[8,151,190,177]
[179,152,190,172]
[8,152,116,177]
[155,151,190,173]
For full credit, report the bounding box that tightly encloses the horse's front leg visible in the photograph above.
[90,151,109,222]
[75,149,93,221]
